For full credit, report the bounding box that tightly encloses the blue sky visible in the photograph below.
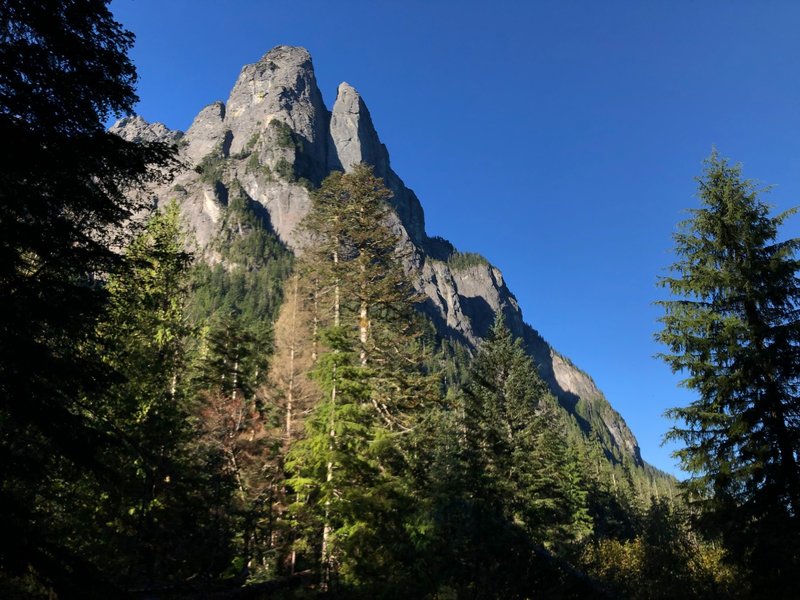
[110,0,800,476]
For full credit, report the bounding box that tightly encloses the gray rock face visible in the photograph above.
[110,45,643,467]
[329,82,389,173]
[418,260,522,346]
[328,82,427,245]
[224,46,330,181]
[237,175,312,250]
[109,115,183,144]
[183,101,227,164]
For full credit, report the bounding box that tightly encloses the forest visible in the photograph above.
[1,2,798,599]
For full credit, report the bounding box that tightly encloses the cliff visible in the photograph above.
[113,45,643,467]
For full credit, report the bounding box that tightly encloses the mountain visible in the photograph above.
[112,45,654,474]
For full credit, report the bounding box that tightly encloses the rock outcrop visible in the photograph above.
[328,81,426,245]
[183,101,227,164]
[112,45,643,467]
[109,115,183,144]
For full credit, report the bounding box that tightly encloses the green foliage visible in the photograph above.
[297,176,315,191]
[464,316,592,547]
[657,151,800,592]
[269,119,301,150]
[0,1,177,594]
[408,315,597,598]
[245,152,260,173]
[195,148,227,184]
[244,153,278,183]
[426,330,473,393]
[188,189,293,328]
[6,18,766,596]
[447,250,489,269]
[426,234,457,260]
[246,132,260,150]
[94,203,236,588]
[583,500,742,599]
[286,166,433,593]
[192,314,285,583]
[195,316,264,400]
[274,157,296,181]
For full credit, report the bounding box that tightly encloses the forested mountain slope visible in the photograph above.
[112,44,664,483]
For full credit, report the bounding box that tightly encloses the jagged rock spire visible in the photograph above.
[108,46,646,468]
[183,101,226,164]
[328,82,389,175]
[225,45,329,175]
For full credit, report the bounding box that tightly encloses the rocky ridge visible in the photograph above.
[115,45,644,467]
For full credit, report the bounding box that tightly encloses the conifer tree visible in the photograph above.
[288,165,429,591]
[97,202,234,587]
[268,273,319,444]
[657,151,800,592]
[0,2,176,592]
[415,315,594,597]
[462,314,592,547]
[195,315,283,581]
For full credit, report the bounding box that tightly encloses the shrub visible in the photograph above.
[269,119,300,150]
[195,151,226,185]
[273,157,295,181]
[447,251,489,270]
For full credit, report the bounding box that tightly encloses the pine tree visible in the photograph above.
[463,315,592,547]
[195,315,283,581]
[96,202,236,588]
[657,151,800,592]
[0,2,175,593]
[414,315,593,597]
[287,165,430,592]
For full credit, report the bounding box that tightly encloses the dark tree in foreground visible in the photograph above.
[657,151,800,593]
[0,0,175,595]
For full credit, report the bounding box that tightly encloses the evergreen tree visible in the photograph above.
[96,202,235,588]
[0,1,175,594]
[287,165,429,593]
[188,187,293,328]
[464,314,592,547]
[194,315,283,582]
[415,315,594,598]
[657,151,800,593]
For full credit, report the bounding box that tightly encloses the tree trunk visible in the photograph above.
[321,247,340,591]
[286,275,299,440]
[359,259,368,366]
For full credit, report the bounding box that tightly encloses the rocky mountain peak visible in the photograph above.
[326,81,426,245]
[226,45,315,116]
[329,82,389,175]
[183,100,227,164]
[224,45,328,175]
[111,45,648,471]
[109,115,182,144]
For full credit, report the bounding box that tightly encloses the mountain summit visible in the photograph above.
[113,45,654,475]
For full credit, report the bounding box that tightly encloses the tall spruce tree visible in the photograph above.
[462,315,591,548]
[415,315,593,598]
[194,315,283,582]
[657,151,800,593]
[287,165,429,593]
[97,202,236,588]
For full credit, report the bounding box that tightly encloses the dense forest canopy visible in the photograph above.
[1,2,798,599]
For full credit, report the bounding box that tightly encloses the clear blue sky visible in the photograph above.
[109,0,800,477]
